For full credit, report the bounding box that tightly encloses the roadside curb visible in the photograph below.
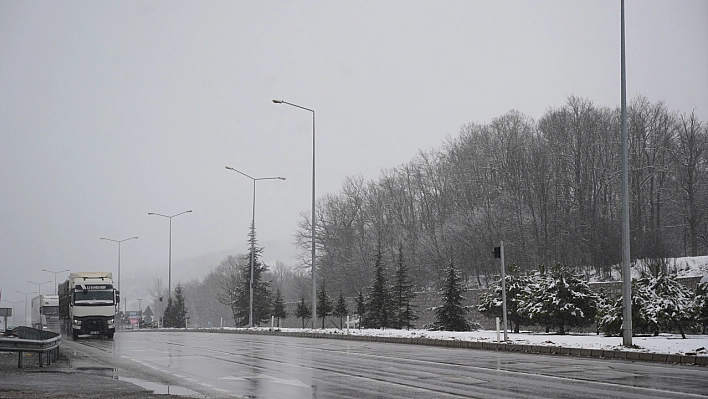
[157,328,708,367]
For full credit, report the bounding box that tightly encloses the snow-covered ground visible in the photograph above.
[229,327,708,357]
[208,257,708,357]
[590,255,708,282]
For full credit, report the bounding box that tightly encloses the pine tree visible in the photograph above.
[391,246,418,329]
[365,247,392,329]
[599,273,700,338]
[295,295,310,328]
[173,284,188,328]
[333,292,349,329]
[695,281,708,334]
[642,272,697,338]
[234,223,272,326]
[477,263,531,333]
[432,261,471,331]
[163,284,188,328]
[272,288,287,328]
[162,297,176,328]
[316,280,333,329]
[355,290,366,329]
[598,277,655,336]
[520,264,597,335]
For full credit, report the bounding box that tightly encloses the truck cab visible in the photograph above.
[31,295,60,332]
[59,272,119,339]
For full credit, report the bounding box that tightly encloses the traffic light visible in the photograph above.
[493,246,501,259]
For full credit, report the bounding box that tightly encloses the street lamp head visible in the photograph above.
[278,177,286,180]
[42,269,69,274]
[186,210,193,213]
[272,99,284,104]
[148,212,155,215]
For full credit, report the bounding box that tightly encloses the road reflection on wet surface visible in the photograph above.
[65,331,708,399]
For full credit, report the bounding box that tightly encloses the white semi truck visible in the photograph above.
[59,272,119,339]
[31,294,60,332]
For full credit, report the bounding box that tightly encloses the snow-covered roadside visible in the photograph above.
[224,327,708,356]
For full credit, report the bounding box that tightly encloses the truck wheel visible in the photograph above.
[72,331,79,340]
[107,332,114,339]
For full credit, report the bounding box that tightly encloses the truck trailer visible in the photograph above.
[31,294,60,332]
[59,272,119,339]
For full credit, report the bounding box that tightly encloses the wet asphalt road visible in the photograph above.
[65,330,708,399]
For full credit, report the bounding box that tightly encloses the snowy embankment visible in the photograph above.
[225,327,708,356]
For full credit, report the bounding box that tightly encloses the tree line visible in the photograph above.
[142,95,707,333]
[299,96,707,295]
[478,262,708,337]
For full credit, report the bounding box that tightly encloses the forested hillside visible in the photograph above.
[297,96,707,296]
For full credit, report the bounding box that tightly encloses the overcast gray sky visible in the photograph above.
[1,1,707,321]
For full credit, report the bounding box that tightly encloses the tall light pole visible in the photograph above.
[620,0,633,346]
[226,166,285,327]
[100,237,138,295]
[16,291,35,327]
[42,269,70,295]
[148,210,192,298]
[6,300,23,327]
[27,281,52,297]
[273,99,317,328]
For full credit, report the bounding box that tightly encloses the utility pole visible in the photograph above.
[620,0,633,347]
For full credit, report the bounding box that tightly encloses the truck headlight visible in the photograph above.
[108,318,115,326]
[72,318,81,326]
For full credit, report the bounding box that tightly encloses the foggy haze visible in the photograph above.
[1,1,707,323]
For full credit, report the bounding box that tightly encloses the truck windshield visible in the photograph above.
[74,290,114,305]
[43,306,59,316]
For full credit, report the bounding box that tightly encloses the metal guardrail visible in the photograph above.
[0,326,62,368]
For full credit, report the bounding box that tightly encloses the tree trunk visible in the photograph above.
[676,320,686,339]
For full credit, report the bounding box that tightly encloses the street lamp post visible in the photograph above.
[16,291,36,327]
[42,269,70,295]
[100,237,138,295]
[148,210,192,298]
[620,0,633,347]
[272,99,317,328]
[27,280,52,297]
[6,300,23,328]
[225,166,285,328]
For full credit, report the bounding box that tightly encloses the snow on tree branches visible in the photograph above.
[598,272,699,338]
